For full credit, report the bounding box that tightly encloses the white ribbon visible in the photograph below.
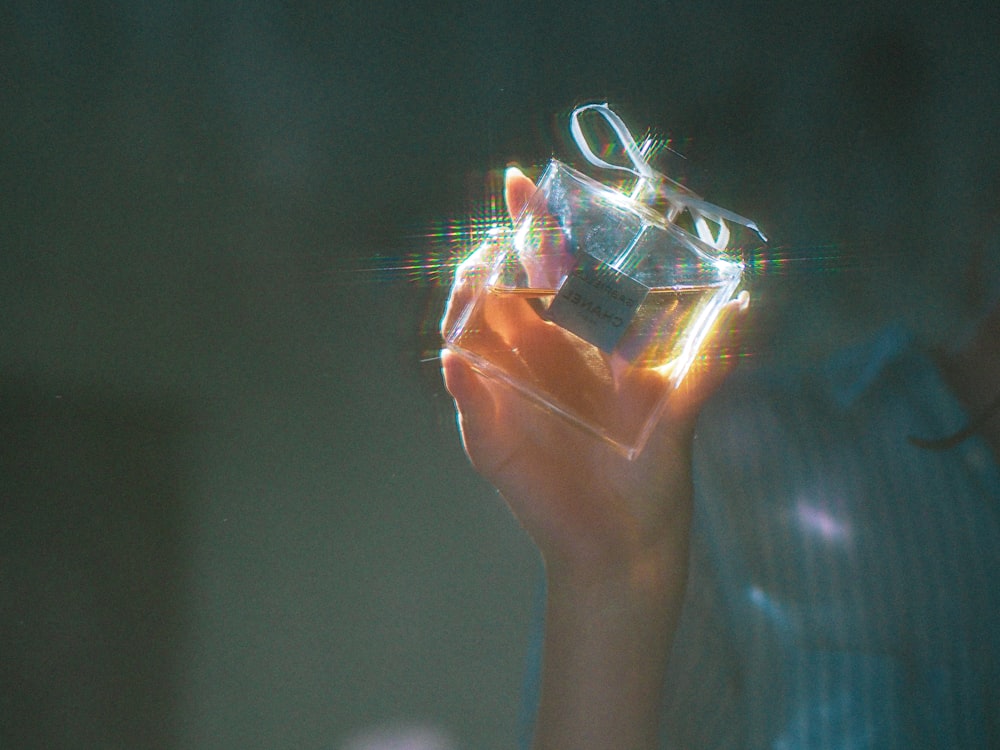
[570,103,659,182]
[569,103,767,246]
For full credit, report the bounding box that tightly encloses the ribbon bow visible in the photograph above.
[569,103,767,248]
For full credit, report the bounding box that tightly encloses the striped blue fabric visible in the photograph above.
[662,325,1000,748]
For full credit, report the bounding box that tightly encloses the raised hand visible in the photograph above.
[441,167,748,574]
[441,165,749,749]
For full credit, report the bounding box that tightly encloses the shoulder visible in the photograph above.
[693,324,958,472]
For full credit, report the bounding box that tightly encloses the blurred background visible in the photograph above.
[2,1,998,748]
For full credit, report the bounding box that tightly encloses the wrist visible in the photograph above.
[543,529,689,612]
[540,497,693,594]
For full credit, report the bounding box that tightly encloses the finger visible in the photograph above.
[504,166,536,221]
[440,236,501,337]
[506,166,574,290]
[441,349,500,464]
[443,170,534,340]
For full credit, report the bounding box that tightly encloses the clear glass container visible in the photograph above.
[444,157,749,459]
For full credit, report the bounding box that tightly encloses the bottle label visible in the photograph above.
[546,252,649,353]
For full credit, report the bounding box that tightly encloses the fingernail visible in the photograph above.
[505,166,524,181]
[737,290,750,311]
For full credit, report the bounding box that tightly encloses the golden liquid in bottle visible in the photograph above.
[448,283,723,453]
[489,284,720,366]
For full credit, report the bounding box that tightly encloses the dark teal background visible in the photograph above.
[2,2,998,747]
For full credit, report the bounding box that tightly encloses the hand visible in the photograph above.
[440,167,748,579]
[441,166,750,749]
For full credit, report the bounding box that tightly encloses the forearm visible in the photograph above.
[532,529,691,750]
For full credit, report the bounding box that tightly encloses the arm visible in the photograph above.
[441,168,747,750]
[531,499,691,750]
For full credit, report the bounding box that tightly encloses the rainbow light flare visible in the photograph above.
[359,168,510,290]
[346,151,860,371]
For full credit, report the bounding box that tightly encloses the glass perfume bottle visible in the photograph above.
[444,104,765,458]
